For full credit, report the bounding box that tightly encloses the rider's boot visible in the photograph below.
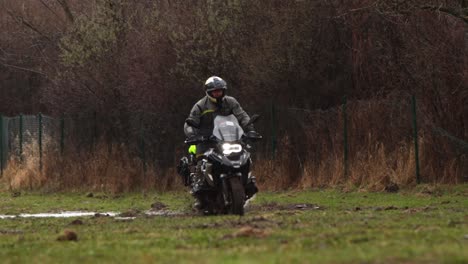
[245,175,258,199]
[192,193,203,210]
[177,156,191,186]
[190,169,205,210]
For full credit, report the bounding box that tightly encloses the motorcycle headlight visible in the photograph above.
[222,143,242,155]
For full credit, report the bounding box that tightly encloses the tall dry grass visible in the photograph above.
[1,96,465,192]
[1,137,182,193]
[2,136,47,190]
[254,94,466,191]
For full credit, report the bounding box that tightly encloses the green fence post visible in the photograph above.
[342,96,349,179]
[0,115,3,176]
[140,122,146,174]
[93,111,97,151]
[271,101,277,159]
[19,114,23,161]
[38,113,43,172]
[411,95,421,184]
[60,114,65,155]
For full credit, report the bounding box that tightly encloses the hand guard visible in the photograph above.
[245,130,262,139]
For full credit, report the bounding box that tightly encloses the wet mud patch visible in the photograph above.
[150,202,168,210]
[349,205,438,213]
[93,212,117,218]
[222,225,271,239]
[403,206,436,214]
[194,214,281,230]
[85,193,123,199]
[250,202,322,212]
[145,209,187,217]
[69,219,84,225]
[118,209,141,218]
[373,206,399,211]
[114,209,140,221]
[194,222,224,229]
[145,201,189,217]
[57,230,78,241]
[239,215,281,229]
[0,229,24,235]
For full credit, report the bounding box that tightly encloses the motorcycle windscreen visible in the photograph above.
[213,115,244,142]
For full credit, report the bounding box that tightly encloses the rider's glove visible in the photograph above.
[187,135,198,141]
[245,130,262,139]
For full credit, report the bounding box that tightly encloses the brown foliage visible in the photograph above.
[0,0,466,190]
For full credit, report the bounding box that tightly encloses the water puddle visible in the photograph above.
[145,210,185,216]
[0,210,184,219]
[0,211,119,219]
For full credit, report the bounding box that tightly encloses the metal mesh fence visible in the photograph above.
[1,115,60,168]
[0,94,466,184]
[0,116,8,169]
[270,94,467,184]
[345,96,415,183]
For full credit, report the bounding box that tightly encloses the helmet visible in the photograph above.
[205,76,227,92]
[205,76,227,104]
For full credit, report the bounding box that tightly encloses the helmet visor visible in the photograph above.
[208,89,225,99]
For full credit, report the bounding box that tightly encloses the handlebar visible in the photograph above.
[185,133,262,145]
[184,135,215,145]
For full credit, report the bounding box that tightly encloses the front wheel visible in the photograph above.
[228,177,245,216]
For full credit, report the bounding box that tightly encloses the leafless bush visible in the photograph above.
[1,0,465,190]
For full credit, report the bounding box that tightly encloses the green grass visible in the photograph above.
[0,185,467,263]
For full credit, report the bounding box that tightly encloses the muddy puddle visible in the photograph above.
[0,201,321,220]
[0,210,184,219]
[0,211,118,219]
[248,202,322,212]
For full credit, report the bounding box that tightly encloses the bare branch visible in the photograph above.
[81,81,106,103]
[55,0,75,23]
[6,9,54,42]
[38,0,66,24]
[0,62,47,76]
[334,3,378,18]
[421,5,468,24]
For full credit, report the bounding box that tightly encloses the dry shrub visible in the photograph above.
[346,142,414,191]
[255,133,318,190]
[298,155,344,189]
[2,135,49,190]
[1,95,464,192]
[54,142,182,193]
[2,139,182,193]
[254,156,291,191]
[264,94,465,190]
[3,157,46,190]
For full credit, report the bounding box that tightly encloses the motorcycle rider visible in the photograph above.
[183,76,259,209]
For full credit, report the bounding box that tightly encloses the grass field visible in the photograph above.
[0,185,467,263]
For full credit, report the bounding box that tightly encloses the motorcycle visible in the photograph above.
[177,114,261,216]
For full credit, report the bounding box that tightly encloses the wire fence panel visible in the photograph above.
[0,116,8,170]
[276,105,342,185]
[0,94,466,185]
[345,96,415,185]
[417,98,468,183]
